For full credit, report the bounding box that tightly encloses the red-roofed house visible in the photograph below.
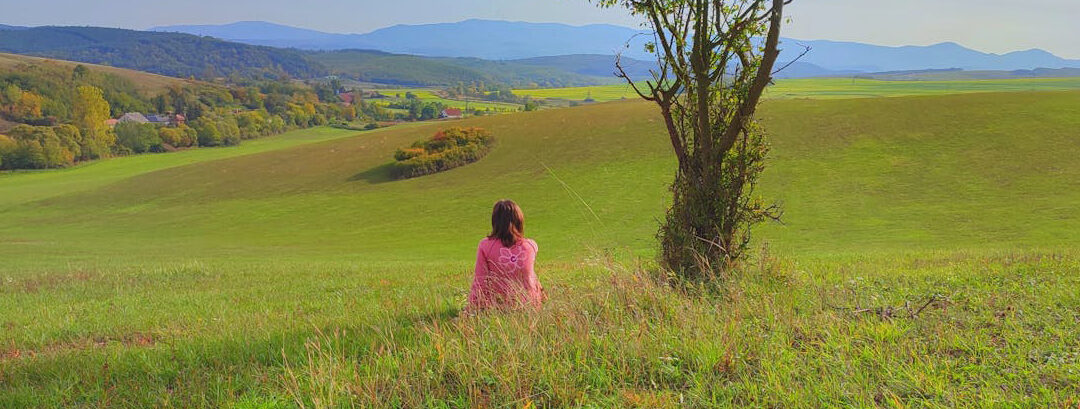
[440,108,463,119]
[339,92,355,106]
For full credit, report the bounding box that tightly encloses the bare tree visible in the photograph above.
[598,0,790,280]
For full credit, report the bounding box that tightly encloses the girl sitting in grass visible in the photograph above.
[467,199,544,310]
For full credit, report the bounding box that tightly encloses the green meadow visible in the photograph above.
[512,83,643,102]
[1,88,1079,407]
[515,76,1080,102]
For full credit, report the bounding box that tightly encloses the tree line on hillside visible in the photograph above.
[0,27,618,89]
[0,27,323,80]
[306,49,608,88]
[0,63,381,170]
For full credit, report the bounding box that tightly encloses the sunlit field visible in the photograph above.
[515,76,1080,102]
[2,89,1078,407]
[372,88,524,112]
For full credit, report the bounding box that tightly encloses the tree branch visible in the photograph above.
[718,0,784,153]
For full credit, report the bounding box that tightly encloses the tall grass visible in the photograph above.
[280,251,1080,408]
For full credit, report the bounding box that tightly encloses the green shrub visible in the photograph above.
[390,127,494,179]
[114,122,163,153]
[0,134,14,169]
[159,124,198,148]
[1,124,77,168]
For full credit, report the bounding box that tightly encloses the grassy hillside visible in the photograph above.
[1,92,1078,406]
[0,52,192,94]
[0,126,366,209]
[0,27,325,80]
[3,90,1077,263]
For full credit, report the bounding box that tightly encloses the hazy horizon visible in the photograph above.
[1,0,1078,59]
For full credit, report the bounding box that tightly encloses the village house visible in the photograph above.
[440,108,463,119]
[117,112,149,124]
[338,91,355,106]
[145,114,171,125]
[112,112,186,127]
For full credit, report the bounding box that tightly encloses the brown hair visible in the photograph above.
[489,199,525,247]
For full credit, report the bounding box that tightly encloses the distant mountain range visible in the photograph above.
[152,20,653,60]
[152,20,1080,73]
[1,20,1077,88]
[0,25,647,87]
[854,67,1080,81]
[780,39,1080,72]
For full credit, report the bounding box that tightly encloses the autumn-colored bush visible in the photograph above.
[390,127,494,179]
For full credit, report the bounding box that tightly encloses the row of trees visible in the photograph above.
[387,97,449,121]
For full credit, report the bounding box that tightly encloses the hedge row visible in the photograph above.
[390,127,494,179]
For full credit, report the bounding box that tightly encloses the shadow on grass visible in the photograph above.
[348,162,397,184]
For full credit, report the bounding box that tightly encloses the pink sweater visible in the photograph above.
[467,237,543,310]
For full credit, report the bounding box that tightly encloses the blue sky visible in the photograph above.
[2,0,1078,58]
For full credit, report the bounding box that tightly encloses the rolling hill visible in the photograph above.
[19,21,1077,88]
[0,26,325,79]
[3,91,1077,263]
[0,25,650,86]
[1,89,1078,406]
[0,52,193,94]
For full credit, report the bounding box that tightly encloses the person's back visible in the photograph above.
[467,200,543,310]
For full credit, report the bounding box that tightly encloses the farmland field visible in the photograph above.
[2,89,1079,407]
[512,83,644,102]
[515,76,1080,102]
[371,88,524,112]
